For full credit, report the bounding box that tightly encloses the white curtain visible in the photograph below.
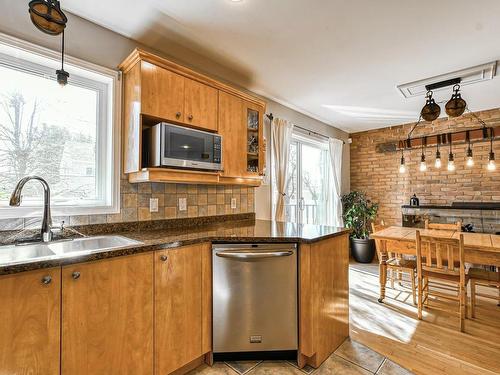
[327,138,343,227]
[272,117,294,221]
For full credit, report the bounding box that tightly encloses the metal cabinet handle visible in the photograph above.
[216,251,293,259]
[176,112,181,118]
[188,114,193,120]
[160,255,168,262]
[72,271,81,280]
[41,275,52,285]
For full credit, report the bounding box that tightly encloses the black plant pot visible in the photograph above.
[350,238,375,263]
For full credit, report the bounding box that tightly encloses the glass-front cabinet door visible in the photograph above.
[245,102,264,176]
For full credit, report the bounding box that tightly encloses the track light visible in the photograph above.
[445,84,467,117]
[488,128,496,171]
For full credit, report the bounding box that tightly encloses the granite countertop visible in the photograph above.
[0,218,349,275]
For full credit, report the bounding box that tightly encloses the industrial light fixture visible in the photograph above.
[419,137,427,172]
[465,131,474,167]
[445,84,467,117]
[28,0,69,86]
[420,91,441,122]
[399,147,406,174]
[447,134,455,171]
[435,135,442,169]
[488,128,496,171]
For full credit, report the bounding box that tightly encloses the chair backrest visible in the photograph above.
[424,219,462,232]
[371,222,399,260]
[415,230,465,280]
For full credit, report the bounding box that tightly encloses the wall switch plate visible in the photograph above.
[149,198,159,213]
[178,197,187,211]
[231,198,237,209]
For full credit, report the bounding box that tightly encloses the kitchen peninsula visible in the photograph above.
[0,215,349,374]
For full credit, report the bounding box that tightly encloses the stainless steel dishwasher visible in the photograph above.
[212,243,298,355]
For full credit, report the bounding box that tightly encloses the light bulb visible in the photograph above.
[435,157,442,168]
[487,159,496,171]
[466,156,474,167]
[399,164,406,174]
[447,160,455,171]
[419,153,427,172]
[487,151,496,171]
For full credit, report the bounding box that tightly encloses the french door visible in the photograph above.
[282,134,330,224]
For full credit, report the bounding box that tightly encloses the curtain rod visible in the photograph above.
[266,113,345,144]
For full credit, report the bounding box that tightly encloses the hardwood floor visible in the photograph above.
[349,263,500,375]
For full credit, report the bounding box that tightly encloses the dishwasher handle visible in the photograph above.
[215,250,294,260]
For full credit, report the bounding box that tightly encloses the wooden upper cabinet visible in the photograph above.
[0,268,61,375]
[243,100,265,176]
[184,78,218,132]
[155,244,205,375]
[218,91,246,178]
[62,253,154,375]
[141,61,185,122]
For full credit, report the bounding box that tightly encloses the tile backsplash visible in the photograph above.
[0,179,255,231]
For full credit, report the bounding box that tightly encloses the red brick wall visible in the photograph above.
[350,108,500,226]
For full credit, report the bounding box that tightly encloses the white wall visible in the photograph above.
[1,0,350,221]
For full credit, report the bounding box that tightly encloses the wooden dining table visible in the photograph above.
[370,226,500,303]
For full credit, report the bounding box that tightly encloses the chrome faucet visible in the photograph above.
[10,176,54,242]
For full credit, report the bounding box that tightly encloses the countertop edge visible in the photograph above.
[0,229,350,276]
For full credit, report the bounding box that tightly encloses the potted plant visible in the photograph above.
[341,191,379,263]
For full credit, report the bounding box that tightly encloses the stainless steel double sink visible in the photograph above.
[0,235,143,266]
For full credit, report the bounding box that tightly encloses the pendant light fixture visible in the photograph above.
[399,147,406,174]
[421,91,441,122]
[28,0,69,86]
[488,128,496,171]
[447,133,455,171]
[435,135,442,168]
[445,84,467,117]
[419,137,427,172]
[465,131,474,167]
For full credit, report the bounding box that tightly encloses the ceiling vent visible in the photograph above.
[397,61,497,98]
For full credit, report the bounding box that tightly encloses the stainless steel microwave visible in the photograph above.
[143,123,222,171]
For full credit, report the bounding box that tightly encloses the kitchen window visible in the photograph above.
[272,130,330,225]
[0,34,120,219]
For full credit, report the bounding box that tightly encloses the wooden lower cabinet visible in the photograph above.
[61,253,154,375]
[155,243,212,375]
[0,267,61,375]
[298,234,350,368]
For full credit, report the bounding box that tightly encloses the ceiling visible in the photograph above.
[62,0,500,133]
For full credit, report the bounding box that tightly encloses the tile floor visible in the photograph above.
[188,338,413,375]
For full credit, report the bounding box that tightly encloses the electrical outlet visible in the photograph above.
[149,198,159,213]
[178,197,187,211]
[231,198,237,209]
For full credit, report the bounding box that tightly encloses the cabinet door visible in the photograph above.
[155,244,203,374]
[141,61,185,122]
[243,101,265,176]
[62,253,154,375]
[184,78,218,131]
[218,91,246,178]
[0,268,60,375]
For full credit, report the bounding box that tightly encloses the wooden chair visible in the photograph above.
[416,231,468,332]
[372,223,417,305]
[424,219,462,231]
[468,267,500,318]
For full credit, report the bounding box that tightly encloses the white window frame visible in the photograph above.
[0,33,121,219]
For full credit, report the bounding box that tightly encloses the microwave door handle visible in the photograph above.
[215,251,294,260]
